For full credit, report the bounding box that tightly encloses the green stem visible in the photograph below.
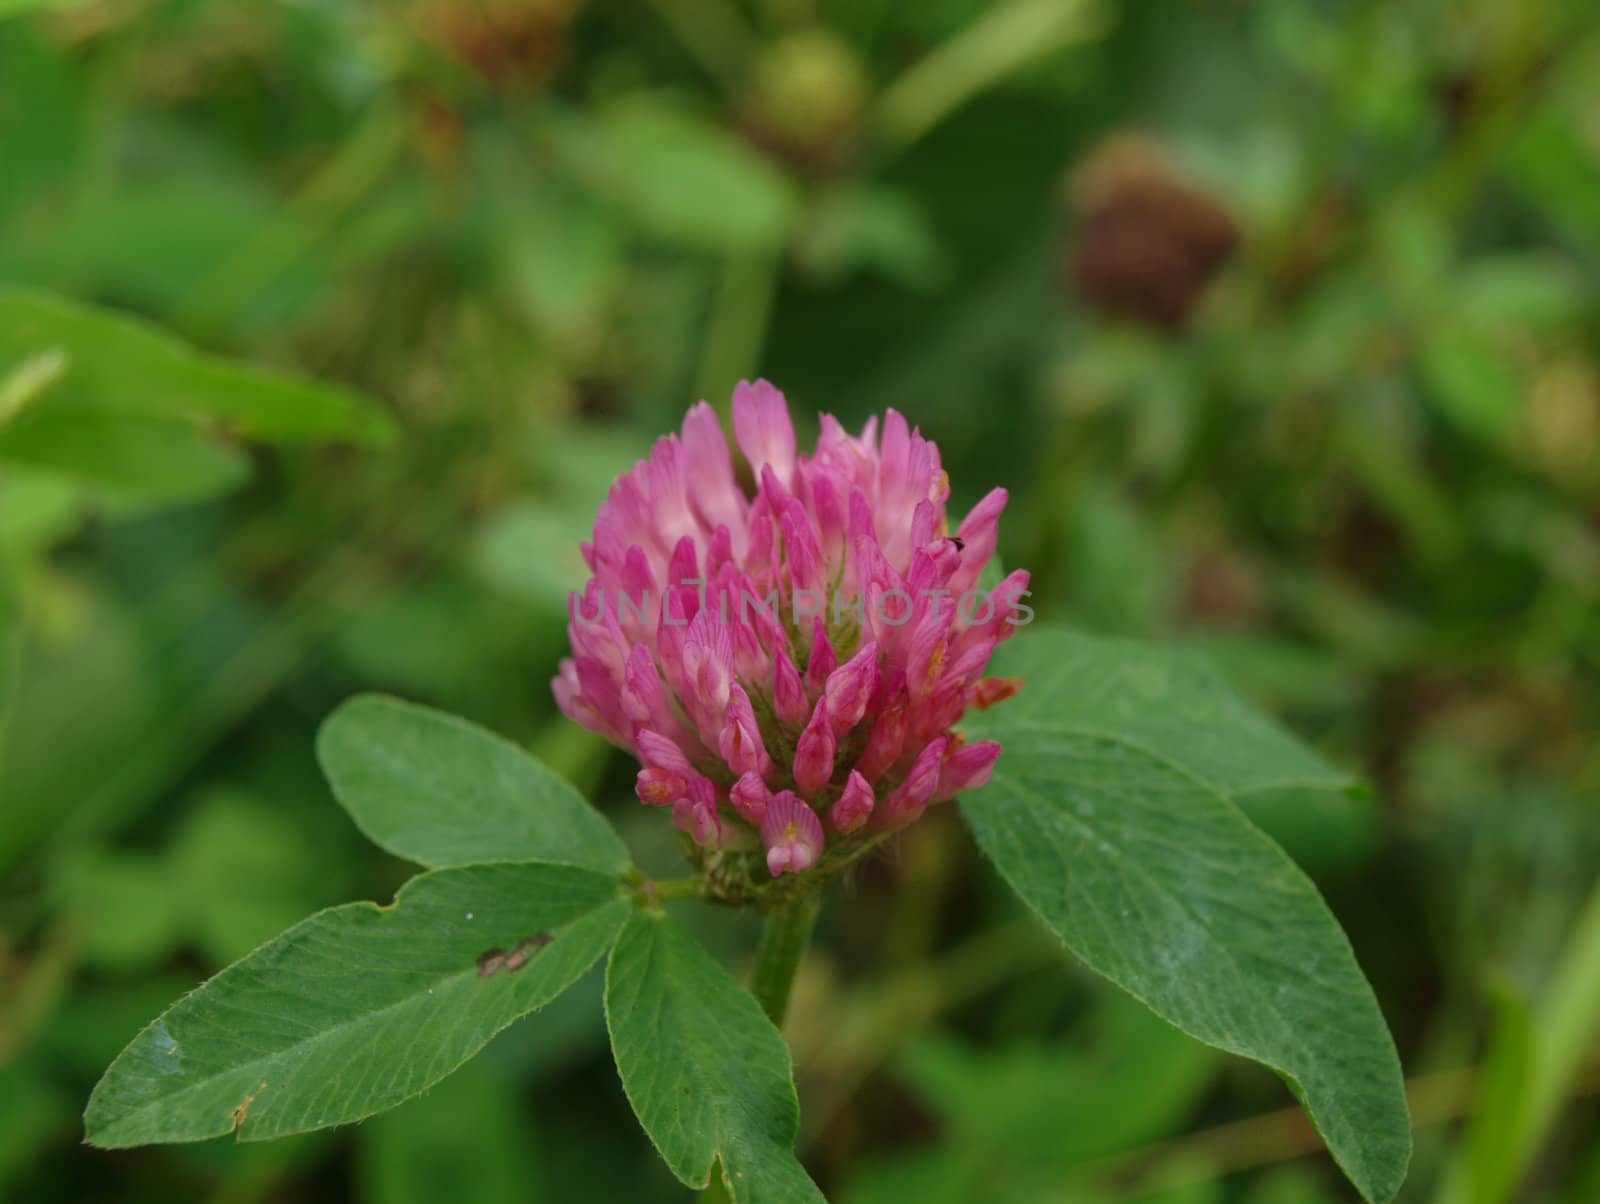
[1433,877,1600,1204]
[696,252,780,420]
[648,876,705,903]
[873,0,1104,150]
[749,892,821,1029]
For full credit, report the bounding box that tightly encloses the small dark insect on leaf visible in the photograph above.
[478,934,552,977]
[476,948,508,977]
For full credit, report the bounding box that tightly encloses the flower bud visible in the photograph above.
[824,641,878,735]
[831,770,874,834]
[881,737,946,827]
[793,696,836,796]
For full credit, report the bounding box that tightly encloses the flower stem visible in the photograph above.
[650,876,705,902]
[748,892,821,1029]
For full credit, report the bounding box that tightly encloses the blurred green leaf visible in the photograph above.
[0,289,395,446]
[0,466,83,555]
[0,178,282,313]
[1506,106,1600,249]
[472,498,594,612]
[605,911,824,1202]
[0,20,82,218]
[0,547,327,875]
[167,791,329,965]
[317,695,631,874]
[962,627,1411,1204]
[1179,631,1361,713]
[891,993,1216,1181]
[0,408,250,506]
[1063,478,1173,636]
[50,849,181,972]
[359,1057,542,1204]
[0,1065,68,1190]
[328,574,564,718]
[1417,324,1525,445]
[1452,255,1588,331]
[0,0,82,15]
[1239,1168,1342,1204]
[796,186,950,289]
[502,188,625,344]
[0,586,187,871]
[86,863,630,1146]
[547,103,799,254]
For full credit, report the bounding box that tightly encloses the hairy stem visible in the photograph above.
[749,892,822,1029]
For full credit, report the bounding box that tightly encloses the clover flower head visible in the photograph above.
[553,380,1026,899]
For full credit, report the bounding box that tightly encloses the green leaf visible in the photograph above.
[0,20,84,220]
[960,627,1411,1203]
[0,406,250,505]
[547,104,799,254]
[893,994,1216,1170]
[358,1057,540,1204]
[50,849,183,972]
[0,1066,68,1190]
[472,499,595,613]
[1417,324,1524,445]
[317,695,630,874]
[0,0,82,17]
[167,791,334,965]
[85,862,629,1147]
[0,288,395,445]
[973,625,1360,823]
[0,465,84,555]
[1452,255,1587,331]
[1063,477,1174,637]
[605,912,823,1203]
[796,186,950,290]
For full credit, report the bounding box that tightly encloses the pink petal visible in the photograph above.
[760,790,823,876]
[824,640,879,735]
[831,770,875,834]
[934,740,1001,801]
[881,737,947,827]
[732,379,797,488]
[793,695,836,796]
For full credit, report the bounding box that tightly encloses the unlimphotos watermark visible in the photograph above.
[570,580,1034,629]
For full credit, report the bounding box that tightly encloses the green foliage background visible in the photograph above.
[2,0,1598,1200]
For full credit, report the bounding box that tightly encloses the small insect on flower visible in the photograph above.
[552,380,1027,900]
